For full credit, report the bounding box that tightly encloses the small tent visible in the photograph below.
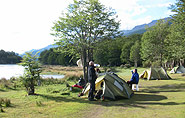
[77,59,83,67]
[169,66,185,74]
[140,67,171,80]
[139,70,148,79]
[81,73,133,100]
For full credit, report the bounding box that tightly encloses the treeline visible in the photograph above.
[0,50,22,64]
[39,48,77,66]
[94,17,185,68]
[40,19,184,67]
[39,34,143,67]
[96,0,185,68]
[93,34,142,67]
[40,0,184,68]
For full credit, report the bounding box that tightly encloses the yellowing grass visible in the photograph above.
[1,66,185,118]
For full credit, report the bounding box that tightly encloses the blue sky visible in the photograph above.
[0,0,176,54]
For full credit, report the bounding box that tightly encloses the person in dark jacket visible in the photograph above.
[127,69,139,89]
[88,61,97,101]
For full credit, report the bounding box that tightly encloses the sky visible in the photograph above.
[0,0,176,54]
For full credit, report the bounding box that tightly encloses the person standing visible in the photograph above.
[88,61,97,101]
[127,69,139,89]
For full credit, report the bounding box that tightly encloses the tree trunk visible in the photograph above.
[172,59,175,68]
[82,48,88,84]
[180,59,183,66]
[28,80,35,95]
[160,53,163,67]
[134,60,137,67]
[182,59,185,67]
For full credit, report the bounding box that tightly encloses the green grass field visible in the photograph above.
[0,67,185,118]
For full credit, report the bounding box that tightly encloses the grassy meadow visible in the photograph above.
[0,66,185,118]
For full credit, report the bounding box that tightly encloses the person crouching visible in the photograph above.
[127,69,139,89]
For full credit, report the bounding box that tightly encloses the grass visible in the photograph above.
[0,66,185,118]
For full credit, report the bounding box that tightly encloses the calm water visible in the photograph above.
[0,64,64,79]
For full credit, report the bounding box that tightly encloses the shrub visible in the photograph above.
[41,78,65,85]
[0,98,11,112]
[66,75,79,82]
[0,78,10,89]
[124,64,131,68]
[4,98,11,107]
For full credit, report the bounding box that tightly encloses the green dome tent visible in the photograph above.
[169,66,185,74]
[81,73,133,100]
[140,67,171,80]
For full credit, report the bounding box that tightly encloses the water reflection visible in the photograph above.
[0,64,24,79]
[41,75,65,79]
[0,64,64,79]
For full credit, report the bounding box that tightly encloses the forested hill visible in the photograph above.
[21,18,171,58]
[0,50,22,64]
[20,44,58,57]
[122,17,171,36]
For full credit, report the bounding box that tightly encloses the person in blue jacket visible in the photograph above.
[127,69,139,89]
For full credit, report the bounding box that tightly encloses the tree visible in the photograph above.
[166,0,185,66]
[120,34,142,65]
[93,40,109,66]
[19,52,42,95]
[130,40,141,67]
[120,42,133,64]
[94,39,122,66]
[39,48,77,66]
[140,19,170,67]
[51,0,121,82]
[0,50,22,64]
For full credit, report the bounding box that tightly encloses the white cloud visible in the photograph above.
[0,0,73,53]
[166,10,175,16]
[157,2,173,7]
[0,0,175,53]
[100,0,148,30]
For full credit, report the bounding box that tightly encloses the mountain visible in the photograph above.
[20,44,58,57]
[122,17,171,36]
[20,18,171,56]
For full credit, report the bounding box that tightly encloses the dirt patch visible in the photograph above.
[82,104,105,118]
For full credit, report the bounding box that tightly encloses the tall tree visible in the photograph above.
[130,40,141,67]
[51,0,121,82]
[140,19,170,67]
[166,0,185,66]
[120,34,142,65]
[120,42,133,64]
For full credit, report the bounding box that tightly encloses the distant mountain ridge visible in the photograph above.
[20,17,171,56]
[20,44,58,57]
[122,17,171,36]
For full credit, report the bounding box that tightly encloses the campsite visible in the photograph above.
[0,0,185,118]
[0,66,185,118]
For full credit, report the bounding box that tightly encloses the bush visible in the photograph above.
[0,77,23,90]
[40,78,65,85]
[4,98,11,107]
[0,98,11,112]
[124,64,131,68]
[0,78,10,89]
[64,75,82,83]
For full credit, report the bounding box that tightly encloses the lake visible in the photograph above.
[0,64,64,79]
